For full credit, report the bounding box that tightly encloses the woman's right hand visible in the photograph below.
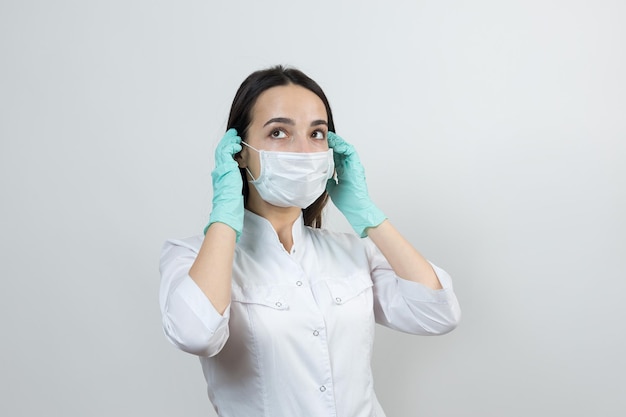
[204,128,244,240]
[188,129,241,316]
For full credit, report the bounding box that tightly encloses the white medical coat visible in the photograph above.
[160,210,461,417]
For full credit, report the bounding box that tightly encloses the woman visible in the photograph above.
[159,65,461,416]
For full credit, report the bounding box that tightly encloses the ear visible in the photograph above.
[235,146,247,168]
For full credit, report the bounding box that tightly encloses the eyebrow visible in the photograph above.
[310,119,328,127]
[263,117,328,127]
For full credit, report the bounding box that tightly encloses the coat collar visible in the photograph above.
[239,209,307,255]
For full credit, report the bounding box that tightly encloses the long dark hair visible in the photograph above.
[227,65,335,228]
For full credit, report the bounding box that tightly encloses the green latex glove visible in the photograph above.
[204,128,244,240]
[326,132,387,237]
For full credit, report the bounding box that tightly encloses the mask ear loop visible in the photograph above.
[241,141,260,153]
[327,148,337,180]
[245,168,257,182]
[240,141,259,181]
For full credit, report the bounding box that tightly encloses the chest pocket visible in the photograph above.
[324,273,373,306]
[229,284,296,343]
[231,284,290,310]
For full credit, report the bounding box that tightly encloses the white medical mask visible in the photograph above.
[241,141,334,208]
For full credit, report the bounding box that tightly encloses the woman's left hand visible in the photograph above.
[326,132,387,237]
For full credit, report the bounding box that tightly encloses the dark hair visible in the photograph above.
[227,65,335,228]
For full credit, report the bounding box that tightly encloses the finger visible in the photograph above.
[325,178,337,194]
[327,131,342,148]
[224,133,241,145]
[228,143,242,154]
[218,132,241,153]
[327,131,336,147]
[328,133,348,155]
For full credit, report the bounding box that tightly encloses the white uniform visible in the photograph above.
[160,210,461,417]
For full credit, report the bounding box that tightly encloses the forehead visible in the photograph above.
[251,84,327,122]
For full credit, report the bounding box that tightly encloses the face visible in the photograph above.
[237,84,329,179]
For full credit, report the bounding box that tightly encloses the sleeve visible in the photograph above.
[159,237,230,357]
[364,239,462,335]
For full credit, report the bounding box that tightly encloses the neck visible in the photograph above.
[247,195,301,253]
[274,219,297,253]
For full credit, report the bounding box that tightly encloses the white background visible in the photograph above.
[1,1,625,416]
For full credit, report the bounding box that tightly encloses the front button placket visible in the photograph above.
[289,246,336,413]
[310,318,334,410]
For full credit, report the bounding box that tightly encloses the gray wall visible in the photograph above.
[1,0,624,416]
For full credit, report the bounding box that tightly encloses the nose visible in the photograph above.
[293,142,316,153]
[289,133,317,153]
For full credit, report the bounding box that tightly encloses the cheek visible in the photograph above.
[315,139,330,151]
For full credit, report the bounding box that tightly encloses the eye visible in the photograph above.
[270,129,288,139]
[311,130,326,140]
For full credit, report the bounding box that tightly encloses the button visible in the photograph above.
[335,297,342,303]
[296,281,303,286]
[275,302,282,308]
[319,385,326,392]
[313,330,319,336]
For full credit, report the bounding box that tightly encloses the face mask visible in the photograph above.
[241,141,334,208]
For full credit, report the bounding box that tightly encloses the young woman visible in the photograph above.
[159,65,461,416]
